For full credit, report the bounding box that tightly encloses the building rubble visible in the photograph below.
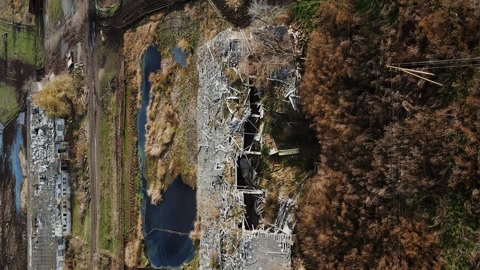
[197,25,303,269]
[27,82,71,270]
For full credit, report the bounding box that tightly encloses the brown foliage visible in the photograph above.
[32,74,75,118]
[189,218,202,242]
[297,0,480,268]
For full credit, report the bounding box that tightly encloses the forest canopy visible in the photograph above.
[297,0,480,269]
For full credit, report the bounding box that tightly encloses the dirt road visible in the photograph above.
[86,0,101,268]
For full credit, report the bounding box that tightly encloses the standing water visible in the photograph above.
[138,45,196,268]
[11,113,25,212]
[170,47,187,67]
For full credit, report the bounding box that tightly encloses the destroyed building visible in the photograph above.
[197,26,302,269]
[28,88,71,270]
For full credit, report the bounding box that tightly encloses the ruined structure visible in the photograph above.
[27,84,71,270]
[197,26,301,269]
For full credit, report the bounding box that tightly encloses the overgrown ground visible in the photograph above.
[0,83,20,125]
[97,35,122,257]
[144,4,204,201]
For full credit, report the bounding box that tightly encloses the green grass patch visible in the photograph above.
[71,194,83,237]
[71,192,91,248]
[96,37,123,253]
[47,0,64,23]
[84,204,92,248]
[0,83,20,124]
[96,0,122,18]
[290,0,320,31]
[438,191,480,269]
[98,88,120,253]
[0,21,37,65]
[155,10,201,55]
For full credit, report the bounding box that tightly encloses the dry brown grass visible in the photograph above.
[226,0,246,11]
[208,204,221,220]
[225,157,236,184]
[143,58,198,191]
[178,38,189,51]
[270,165,302,199]
[145,101,177,157]
[65,238,89,270]
[146,181,164,205]
[125,212,144,268]
[189,218,202,242]
[124,21,160,102]
[200,2,228,40]
[71,121,90,220]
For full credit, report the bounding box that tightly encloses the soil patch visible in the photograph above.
[211,0,251,27]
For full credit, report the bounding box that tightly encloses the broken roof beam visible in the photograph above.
[277,148,300,156]
[244,150,261,155]
[288,96,298,111]
[253,122,264,142]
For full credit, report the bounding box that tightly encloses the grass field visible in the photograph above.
[72,194,92,247]
[0,83,20,125]
[0,21,37,65]
[98,42,122,255]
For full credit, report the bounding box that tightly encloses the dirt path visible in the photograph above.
[86,0,101,268]
[44,0,88,74]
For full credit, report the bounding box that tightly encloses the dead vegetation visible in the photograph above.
[144,59,197,197]
[297,1,480,269]
[226,0,246,11]
[146,72,178,158]
[189,218,202,242]
[65,237,89,270]
[124,212,146,268]
[70,121,90,221]
[124,21,160,100]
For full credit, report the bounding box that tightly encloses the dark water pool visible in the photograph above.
[138,45,196,269]
[142,176,196,268]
